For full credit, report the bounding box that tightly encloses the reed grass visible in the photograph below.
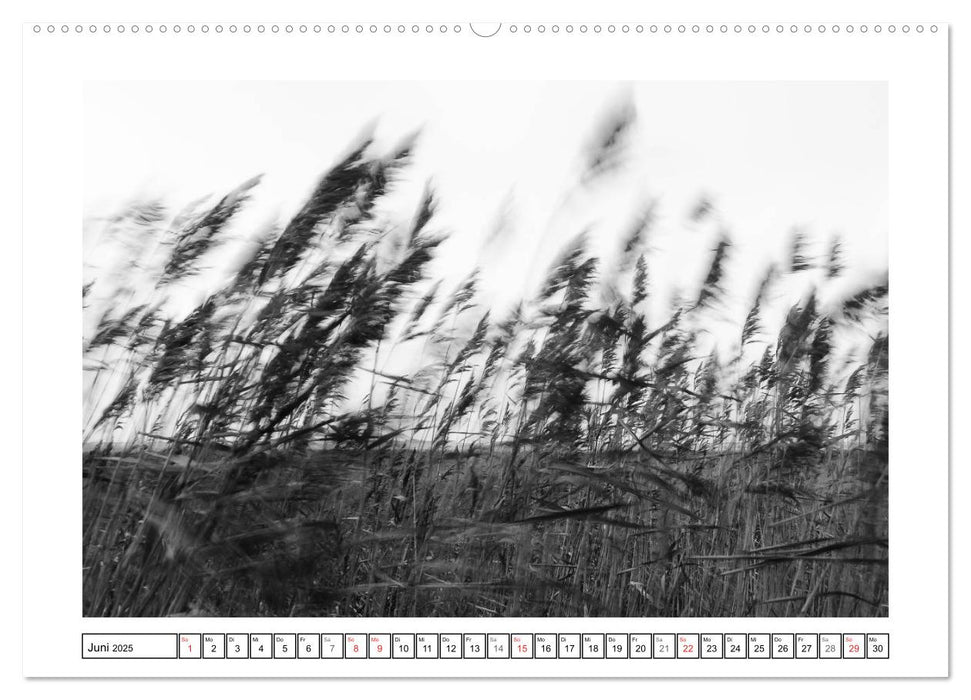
[82,120,888,617]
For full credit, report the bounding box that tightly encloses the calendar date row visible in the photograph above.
[82,633,888,660]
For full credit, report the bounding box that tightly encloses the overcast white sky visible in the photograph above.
[84,80,887,345]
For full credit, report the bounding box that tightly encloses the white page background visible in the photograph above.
[5,0,965,697]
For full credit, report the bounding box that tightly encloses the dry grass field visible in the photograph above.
[82,122,888,617]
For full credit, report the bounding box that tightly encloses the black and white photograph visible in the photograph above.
[82,81,889,618]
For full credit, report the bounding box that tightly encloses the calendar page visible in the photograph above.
[20,6,948,680]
